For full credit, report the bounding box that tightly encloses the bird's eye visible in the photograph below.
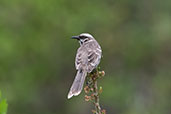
[84,39,88,42]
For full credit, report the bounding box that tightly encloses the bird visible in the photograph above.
[68,33,102,99]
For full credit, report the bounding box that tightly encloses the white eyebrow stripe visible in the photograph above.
[80,33,94,38]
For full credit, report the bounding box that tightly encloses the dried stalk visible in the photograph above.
[84,68,106,114]
[93,77,101,114]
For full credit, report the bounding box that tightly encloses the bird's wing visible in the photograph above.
[75,47,87,70]
[87,47,101,73]
[75,41,102,72]
[86,41,102,73]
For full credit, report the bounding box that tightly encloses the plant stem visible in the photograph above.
[93,78,101,114]
[84,68,105,114]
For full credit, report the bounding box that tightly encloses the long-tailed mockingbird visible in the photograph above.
[68,33,102,99]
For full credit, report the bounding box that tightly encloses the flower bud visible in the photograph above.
[85,95,91,102]
[99,86,103,94]
[84,86,90,94]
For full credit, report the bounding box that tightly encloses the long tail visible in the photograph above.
[67,69,87,99]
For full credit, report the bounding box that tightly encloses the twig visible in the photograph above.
[84,68,106,114]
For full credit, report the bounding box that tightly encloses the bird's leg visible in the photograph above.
[91,68,98,74]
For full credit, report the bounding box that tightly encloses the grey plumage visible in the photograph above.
[68,33,102,99]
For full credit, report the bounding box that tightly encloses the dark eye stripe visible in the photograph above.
[80,36,87,39]
[84,39,88,42]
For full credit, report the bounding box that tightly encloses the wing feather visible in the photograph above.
[75,40,102,72]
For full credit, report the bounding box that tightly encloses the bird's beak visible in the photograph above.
[71,36,80,40]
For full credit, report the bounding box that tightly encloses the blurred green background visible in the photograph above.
[0,0,171,114]
[0,91,8,114]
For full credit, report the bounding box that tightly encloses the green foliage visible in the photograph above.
[0,91,8,114]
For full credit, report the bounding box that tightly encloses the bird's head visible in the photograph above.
[72,33,94,45]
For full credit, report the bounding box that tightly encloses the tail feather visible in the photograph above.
[68,69,87,99]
